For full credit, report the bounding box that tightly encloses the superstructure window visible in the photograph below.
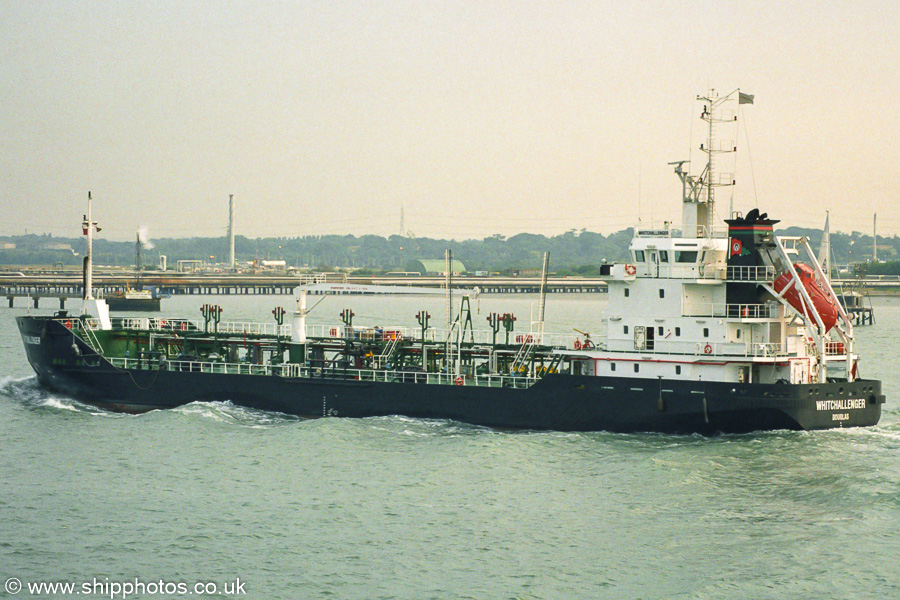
[659,250,669,262]
[658,326,664,336]
[675,327,681,336]
[624,288,630,298]
[624,325,629,334]
[676,365,682,375]
[659,289,665,298]
[610,363,616,372]
[675,251,698,263]
[634,364,640,373]
[634,250,645,262]
[703,328,709,338]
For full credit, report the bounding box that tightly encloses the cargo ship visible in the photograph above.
[16,90,884,432]
[103,231,163,311]
[103,287,162,311]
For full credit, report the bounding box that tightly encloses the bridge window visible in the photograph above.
[634,250,645,262]
[659,251,669,262]
[675,250,698,263]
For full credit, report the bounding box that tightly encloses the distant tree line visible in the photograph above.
[2,227,898,274]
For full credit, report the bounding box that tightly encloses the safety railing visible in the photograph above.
[686,341,785,357]
[107,357,301,377]
[725,265,776,282]
[104,356,538,388]
[683,302,780,319]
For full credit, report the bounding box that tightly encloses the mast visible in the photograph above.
[537,251,549,341]
[80,192,112,329]
[82,191,98,301]
[444,249,453,373]
[818,211,831,283]
[680,89,747,238]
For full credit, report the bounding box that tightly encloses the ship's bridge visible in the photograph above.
[624,228,729,280]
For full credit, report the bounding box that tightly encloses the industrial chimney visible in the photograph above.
[228,194,235,270]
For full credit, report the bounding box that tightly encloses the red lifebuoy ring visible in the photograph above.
[64,320,72,329]
[625,264,637,276]
[704,344,712,354]
[574,339,582,350]
[454,376,464,386]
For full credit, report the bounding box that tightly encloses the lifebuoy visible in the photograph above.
[703,344,712,354]
[454,376,464,386]
[64,320,72,329]
[624,264,637,276]
[574,339,582,350]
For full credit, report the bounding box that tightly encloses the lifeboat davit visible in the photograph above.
[773,263,839,332]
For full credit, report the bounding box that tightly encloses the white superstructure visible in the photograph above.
[567,90,857,387]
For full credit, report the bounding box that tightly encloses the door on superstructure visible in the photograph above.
[646,250,659,278]
[634,326,646,351]
[790,359,809,384]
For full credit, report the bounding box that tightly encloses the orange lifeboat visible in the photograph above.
[773,263,839,332]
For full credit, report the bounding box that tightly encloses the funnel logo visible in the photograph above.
[729,238,744,257]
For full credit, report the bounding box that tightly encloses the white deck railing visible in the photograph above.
[683,302,780,319]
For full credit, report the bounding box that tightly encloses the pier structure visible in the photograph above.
[0,273,609,308]
[5,271,900,308]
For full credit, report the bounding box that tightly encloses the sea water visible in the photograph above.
[2,294,899,599]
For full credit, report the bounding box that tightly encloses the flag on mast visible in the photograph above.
[738,92,755,105]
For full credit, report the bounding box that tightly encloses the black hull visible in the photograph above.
[17,316,885,434]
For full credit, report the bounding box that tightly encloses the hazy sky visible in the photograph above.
[2,1,898,241]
